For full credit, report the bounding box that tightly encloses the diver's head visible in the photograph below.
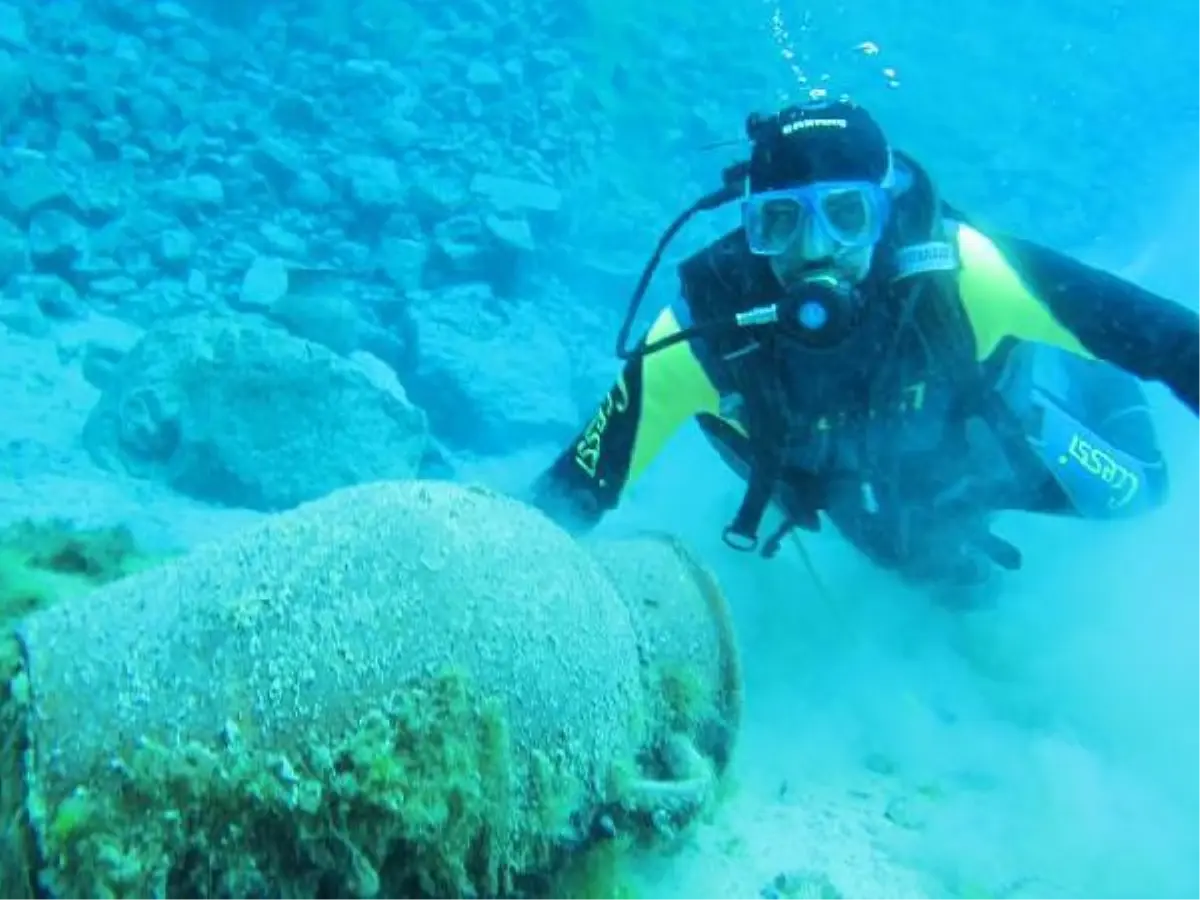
[742,98,894,287]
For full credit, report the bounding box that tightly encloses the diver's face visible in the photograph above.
[744,179,887,288]
[767,237,875,288]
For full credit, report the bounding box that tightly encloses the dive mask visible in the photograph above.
[742,180,890,258]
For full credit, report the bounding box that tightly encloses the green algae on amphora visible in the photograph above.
[0,520,175,898]
[5,667,591,899]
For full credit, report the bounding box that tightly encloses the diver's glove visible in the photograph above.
[967,528,1022,573]
[523,472,605,536]
[897,519,1022,608]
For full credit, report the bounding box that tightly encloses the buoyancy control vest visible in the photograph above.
[676,153,984,556]
[610,136,1011,560]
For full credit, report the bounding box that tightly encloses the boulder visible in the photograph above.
[407,286,580,452]
[82,311,429,510]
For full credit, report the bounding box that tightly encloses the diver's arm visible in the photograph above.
[983,231,1200,413]
[528,305,722,532]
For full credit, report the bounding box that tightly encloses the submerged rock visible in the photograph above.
[0,518,166,629]
[82,310,429,511]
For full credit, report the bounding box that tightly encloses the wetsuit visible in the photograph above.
[532,218,1199,585]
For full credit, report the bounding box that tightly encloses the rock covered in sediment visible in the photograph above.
[81,310,430,510]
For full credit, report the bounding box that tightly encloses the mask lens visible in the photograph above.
[743,194,806,256]
[818,187,872,244]
[745,183,886,257]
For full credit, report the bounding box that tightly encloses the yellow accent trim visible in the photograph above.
[956,223,1095,362]
[627,308,722,483]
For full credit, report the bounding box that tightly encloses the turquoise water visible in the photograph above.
[0,0,1196,896]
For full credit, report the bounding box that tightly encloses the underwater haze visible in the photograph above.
[0,0,1196,897]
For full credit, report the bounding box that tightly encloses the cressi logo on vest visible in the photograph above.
[782,118,847,135]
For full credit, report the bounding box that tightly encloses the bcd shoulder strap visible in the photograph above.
[679,231,796,552]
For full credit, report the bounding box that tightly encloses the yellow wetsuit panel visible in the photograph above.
[626,306,722,484]
[956,223,1095,363]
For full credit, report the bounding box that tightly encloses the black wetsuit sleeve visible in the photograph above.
[987,233,1200,413]
[527,306,722,531]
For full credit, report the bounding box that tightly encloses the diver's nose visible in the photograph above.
[797,216,835,260]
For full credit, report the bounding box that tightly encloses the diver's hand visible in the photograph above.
[523,472,604,536]
[895,518,1020,609]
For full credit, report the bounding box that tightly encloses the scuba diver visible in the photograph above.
[528,97,1200,597]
